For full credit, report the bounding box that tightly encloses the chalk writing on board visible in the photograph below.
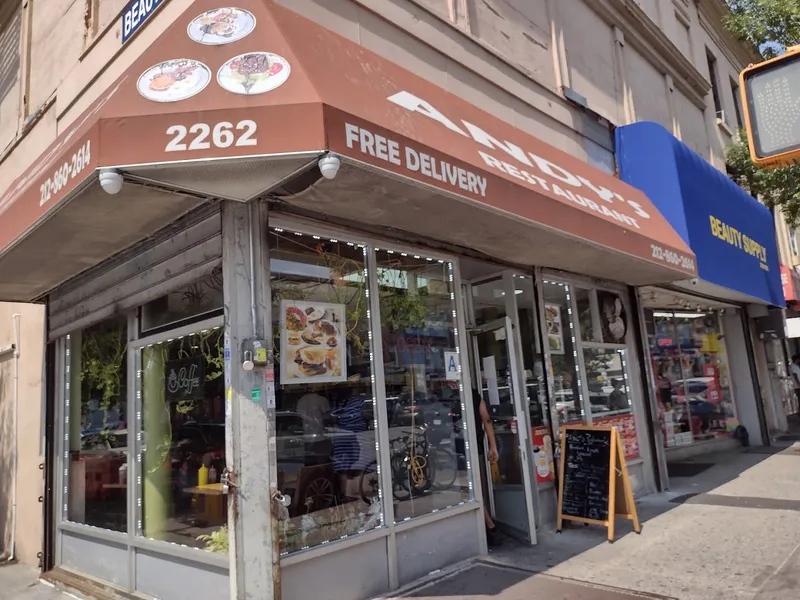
[560,428,612,522]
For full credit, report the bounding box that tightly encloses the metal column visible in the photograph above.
[222,200,280,600]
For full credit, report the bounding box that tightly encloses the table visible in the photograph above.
[183,483,227,524]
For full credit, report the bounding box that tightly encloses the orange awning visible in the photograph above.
[0,0,696,300]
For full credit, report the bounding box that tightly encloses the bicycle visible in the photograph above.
[359,426,458,503]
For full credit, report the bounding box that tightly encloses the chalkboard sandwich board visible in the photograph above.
[556,425,640,542]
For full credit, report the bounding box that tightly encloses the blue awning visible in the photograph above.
[615,122,784,307]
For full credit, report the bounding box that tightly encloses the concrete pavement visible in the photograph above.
[6,439,800,600]
[389,439,800,600]
[0,564,74,600]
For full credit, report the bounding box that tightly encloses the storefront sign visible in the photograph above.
[709,215,768,271]
[387,93,650,231]
[345,124,487,198]
[165,356,205,402]
[616,122,783,306]
[781,264,800,303]
[122,0,165,44]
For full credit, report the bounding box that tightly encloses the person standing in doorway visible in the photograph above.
[791,355,800,408]
[473,385,500,546]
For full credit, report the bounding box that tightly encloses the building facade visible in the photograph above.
[0,1,784,599]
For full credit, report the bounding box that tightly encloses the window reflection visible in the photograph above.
[140,268,223,333]
[513,275,548,428]
[542,281,584,425]
[583,348,640,459]
[139,328,227,552]
[270,231,382,554]
[575,288,594,342]
[374,250,471,521]
[648,310,737,447]
[67,317,128,532]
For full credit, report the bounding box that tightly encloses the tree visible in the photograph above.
[723,2,800,224]
[726,133,800,227]
[724,0,800,59]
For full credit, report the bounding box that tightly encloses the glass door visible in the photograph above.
[471,317,537,541]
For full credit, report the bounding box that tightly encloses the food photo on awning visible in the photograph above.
[0,0,698,303]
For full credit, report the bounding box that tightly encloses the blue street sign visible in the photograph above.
[122,0,165,44]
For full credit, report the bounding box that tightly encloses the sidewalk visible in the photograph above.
[390,440,800,600]
[0,564,73,600]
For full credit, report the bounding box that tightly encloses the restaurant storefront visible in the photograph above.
[616,122,783,481]
[0,2,703,599]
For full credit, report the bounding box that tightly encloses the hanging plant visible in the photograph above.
[81,324,126,414]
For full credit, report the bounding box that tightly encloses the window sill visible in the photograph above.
[716,118,734,138]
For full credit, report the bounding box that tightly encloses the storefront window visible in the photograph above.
[138,328,226,551]
[542,281,640,460]
[647,310,737,447]
[583,348,640,459]
[66,316,128,531]
[140,269,223,333]
[575,287,594,342]
[542,281,584,425]
[374,249,471,521]
[514,275,548,428]
[269,229,382,554]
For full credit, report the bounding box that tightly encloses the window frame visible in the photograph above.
[129,315,225,541]
[646,308,739,449]
[268,213,480,548]
[540,272,644,460]
[730,78,744,130]
[706,48,723,117]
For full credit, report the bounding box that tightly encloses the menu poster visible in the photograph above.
[531,426,556,483]
[280,300,347,385]
[593,413,640,459]
[544,303,564,355]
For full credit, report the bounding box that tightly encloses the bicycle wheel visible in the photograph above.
[359,461,380,504]
[392,455,412,502]
[432,447,458,490]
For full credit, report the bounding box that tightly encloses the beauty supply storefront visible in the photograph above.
[616,122,783,475]
[1,3,699,600]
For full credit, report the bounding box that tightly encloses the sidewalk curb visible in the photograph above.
[376,554,678,599]
[373,557,479,599]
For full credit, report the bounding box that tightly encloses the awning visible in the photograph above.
[616,122,784,307]
[0,0,696,301]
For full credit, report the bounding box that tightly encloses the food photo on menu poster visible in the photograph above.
[280,300,347,385]
[545,303,564,354]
